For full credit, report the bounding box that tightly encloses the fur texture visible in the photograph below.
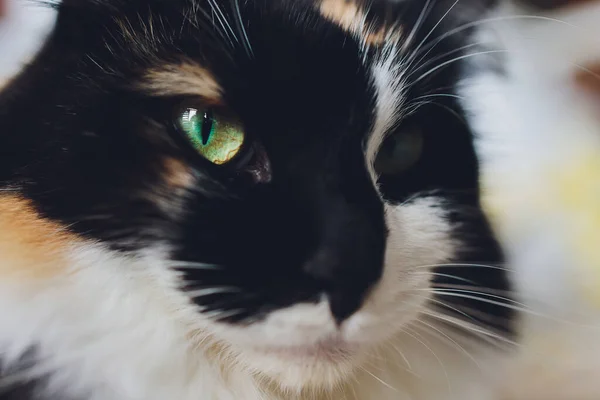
[0,1,521,399]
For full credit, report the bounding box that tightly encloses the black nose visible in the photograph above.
[329,283,372,324]
[303,196,387,324]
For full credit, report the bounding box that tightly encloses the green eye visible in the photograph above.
[374,128,424,176]
[178,106,245,165]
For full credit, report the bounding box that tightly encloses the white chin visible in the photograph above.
[241,343,363,390]
[255,337,358,361]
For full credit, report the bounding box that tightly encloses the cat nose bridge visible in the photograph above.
[301,186,387,323]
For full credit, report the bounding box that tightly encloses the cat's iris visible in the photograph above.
[178,106,245,165]
[374,128,424,176]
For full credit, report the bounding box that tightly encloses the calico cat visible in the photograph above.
[0,0,516,399]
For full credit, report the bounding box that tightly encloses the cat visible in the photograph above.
[0,0,518,399]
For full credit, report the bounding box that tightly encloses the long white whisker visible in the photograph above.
[359,366,399,392]
[386,342,415,374]
[413,293,481,324]
[405,0,461,69]
[402,0,434,53]
[231,0,253,57]
[185,4,235,54]
[410,14,579,68]
[432,297,515,327]
[431,101,468,125]
[186,287,241,298]
[427,287,600,330]
[413,93,465,102]
[412,50,508,85]
[426,289,527,311]
[413,318,482,371]
[402,327,452,393]
[430,289,600,331]
[422,312,516,352]
[420,309,520,347]
[429,289,589,327]
[207,0,238,47]
[413,263,510,272]
[415,271,477,285]
[170,261,221,270]
[408,42,483,82]
[430,284,524,303]
[203,308,246,321]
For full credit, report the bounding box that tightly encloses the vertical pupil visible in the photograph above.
[201,110,214,145]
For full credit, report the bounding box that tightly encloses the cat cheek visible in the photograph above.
[0,195,81,281]
[162,158,195,189]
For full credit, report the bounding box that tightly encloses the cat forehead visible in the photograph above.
[58,0,395,110]
[59,0,405,49]
[317,0,404,45]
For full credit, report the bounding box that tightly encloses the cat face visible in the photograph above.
[0,0,513,390]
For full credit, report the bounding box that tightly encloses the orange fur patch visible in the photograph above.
[319,0,363,32]
[318,0,401,46]
[138,62,222,103]
[0,195,78,280]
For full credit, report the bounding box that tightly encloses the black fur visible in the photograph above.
[0,0,514,337]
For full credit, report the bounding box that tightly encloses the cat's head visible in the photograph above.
[0,0,512,391]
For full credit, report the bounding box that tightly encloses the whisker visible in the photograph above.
[231,0,253,58]
[427,287,600,330]
[207,0,238,48]
[412,93,465,102]
[427,290,570,326]
[413,263,510,272]
[181,4,235,58]
[358,365,399,392]
[170,261,221,270]
[426,289,527,312]
[420,309,520,347]
[431,297,514,328]
[414,271,477,285]
[385,342,416,375]
[402,327,452,393]
[404,0,461,70]
[430,284,524,303]
[411,101,468,126]
[411,50,508,85]
[421,311,516,352]
[407,40,484,82]
[412,318,482,371]
[186,287,241,298]
[402,0,434,53]
[203,308,246,321]
[413,293,481,324]
[410,14,580,68]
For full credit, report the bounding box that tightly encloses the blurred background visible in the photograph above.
[0,0,56,81]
